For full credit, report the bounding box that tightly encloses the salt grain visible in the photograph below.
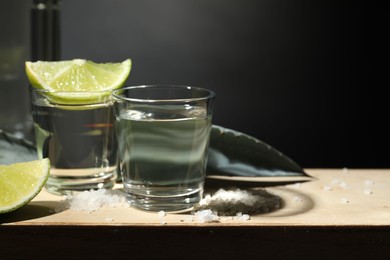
[339,181,349,189]
[157,211,166,218]
[322,185,333,191]
[291,183,302,188]
[194,209,219,223]
[293,196,303,203]
[364,179,375,186]
[363,189,373,195]
[234,212,250,221]
[341,198,349,204]
[331,179,341,185]
[157,211,167,225]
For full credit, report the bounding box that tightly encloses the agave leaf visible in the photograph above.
[0,130,37,165]
[1,126,310,186]
[207,125,308,178]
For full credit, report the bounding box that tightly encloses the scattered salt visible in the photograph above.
[364,179,375,186]
[323,179,349,190]
[157,211,167,225]
[322,185,333,191]
[63,189,127,212]
[363,188,373,195]
[105,217,114,222]
[291,183,302,188]
[293,196,303,203]
[341,198,349,204]
[331,179,341,185]
[194,209,219,223]
[342,168,349,174]
[157,211,166,218]
[339,181,349,189]
[234,212,250,221]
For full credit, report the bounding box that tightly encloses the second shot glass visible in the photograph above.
[31,89,118,195]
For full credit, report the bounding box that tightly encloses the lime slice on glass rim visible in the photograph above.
[25,59,132,104]
[0,159,50,214]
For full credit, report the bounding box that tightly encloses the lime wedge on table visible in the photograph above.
[0,159,50,214]
[25,59,132,104]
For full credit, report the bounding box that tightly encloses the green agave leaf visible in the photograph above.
[207,125,308,177]
[1,126,310,187]
[0,130,37,165]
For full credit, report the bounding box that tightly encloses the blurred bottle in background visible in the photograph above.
[31,0,61,62]
[0,0,31,138]
[0,0,60,140]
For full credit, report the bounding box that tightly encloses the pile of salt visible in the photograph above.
[194,188,281,216]
[63,189,127,212]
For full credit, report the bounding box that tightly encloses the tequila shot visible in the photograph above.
[113,85,215,211]
[31,89,118,195]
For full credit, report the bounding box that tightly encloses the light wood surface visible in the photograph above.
[2,169,389,227]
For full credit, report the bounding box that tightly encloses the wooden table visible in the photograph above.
[1,169,390,259]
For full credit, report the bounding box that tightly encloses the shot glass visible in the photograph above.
[30,89,118,195]
[113,85,215,211]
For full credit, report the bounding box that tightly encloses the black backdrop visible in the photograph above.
[58,0,375,168]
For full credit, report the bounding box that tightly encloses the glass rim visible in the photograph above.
[112,85,216,103]
[31,88,114,105]
[31,88,115,94]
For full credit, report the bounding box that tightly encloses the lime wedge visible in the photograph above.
[0,159,50,214]
[25,59,131,104]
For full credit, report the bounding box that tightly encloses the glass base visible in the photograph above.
[125,188,203,212]
[45,167,117,195]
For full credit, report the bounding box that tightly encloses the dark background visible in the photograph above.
[60,0,374,169]
[2,0,379,168]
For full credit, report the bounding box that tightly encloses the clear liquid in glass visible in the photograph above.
[116,106,211,211]
[32,99,117,194]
